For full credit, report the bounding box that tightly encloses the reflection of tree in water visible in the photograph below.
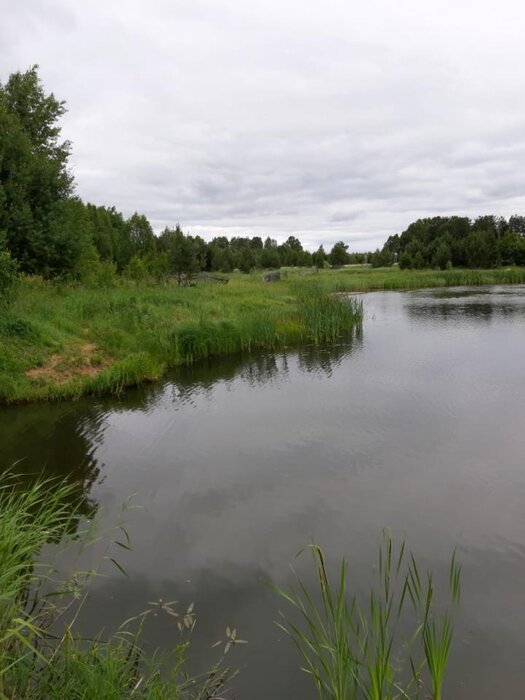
[119,332,364,410]
[297,326,363,378]
[405,299,525,325]
[0,401,105,526]
[239,353,284,385]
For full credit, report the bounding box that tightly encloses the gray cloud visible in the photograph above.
[2,0,525,251]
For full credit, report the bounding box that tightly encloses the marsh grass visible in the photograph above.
[0,472,240,699]
[274,535,461,700]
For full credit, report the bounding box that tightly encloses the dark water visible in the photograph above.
[2,285,525,698]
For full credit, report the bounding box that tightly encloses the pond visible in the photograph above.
[2,285,525,698]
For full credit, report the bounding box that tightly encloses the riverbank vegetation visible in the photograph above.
[0,472,460,699]
[4,265,525,404]
[0,273,363,403]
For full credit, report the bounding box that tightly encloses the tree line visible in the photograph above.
[0,67,360,288]
[2,67,525,297]
[369,215,525,269]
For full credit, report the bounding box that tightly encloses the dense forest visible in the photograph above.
[370,215,525,269]
[1,66,525,297]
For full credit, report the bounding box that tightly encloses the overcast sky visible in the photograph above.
[2,0,525,251]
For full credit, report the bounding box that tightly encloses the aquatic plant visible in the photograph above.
[274,535,461,700]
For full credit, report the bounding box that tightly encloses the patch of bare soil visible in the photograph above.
[26,344,111,384]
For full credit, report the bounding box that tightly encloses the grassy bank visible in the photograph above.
[0,271,364,404]
[1,265,524,404]
[326,264,525,291]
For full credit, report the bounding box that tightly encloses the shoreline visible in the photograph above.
[2,266,524,405]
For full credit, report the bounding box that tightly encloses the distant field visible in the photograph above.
[1,265,524,404]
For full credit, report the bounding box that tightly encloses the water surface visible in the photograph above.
[2,285,525,697]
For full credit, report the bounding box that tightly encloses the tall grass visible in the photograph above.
[274,535,461,700]
[0,274,363,403]
[0,472,240,699]
[296,283,363,344]
[327,265,525,292]
[0,474,79,697]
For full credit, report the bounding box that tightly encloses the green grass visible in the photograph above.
[0,271,363,403]
[326,265,525,292]
[2,265,524,403]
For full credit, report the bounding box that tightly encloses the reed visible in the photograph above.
[274,535,461,700]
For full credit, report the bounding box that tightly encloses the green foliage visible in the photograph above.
[73,243,101,283]
[432,241,452,270]
[125,255,151,282]
[312,245,326,269]
[45,198,94,277]
[274,535,461,700]
[0,66,73,275]
[498,231,525,266]
[0,250,19,307]
[296,283,363,344]
[370,248,394,268]
[399,251,413,270]
[128,212,156,256]
[0,474,79,696]
[375,214,525,270]
[329,241,349,267]
[0,314,39,340]
[159,225,199,283]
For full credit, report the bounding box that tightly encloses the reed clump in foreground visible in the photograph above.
[274,537,461,700]
[0,472,241,700]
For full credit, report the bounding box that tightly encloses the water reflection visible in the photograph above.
[0,401,105,519]
[297,326,363,377]
[405,286,525,326]
[0,325,364,522]
[97,324,364,413]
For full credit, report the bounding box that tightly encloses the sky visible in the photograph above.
[2,0,525,251]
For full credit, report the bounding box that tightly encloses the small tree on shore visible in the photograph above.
[171,227,198,284]
[328,241,349,266]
